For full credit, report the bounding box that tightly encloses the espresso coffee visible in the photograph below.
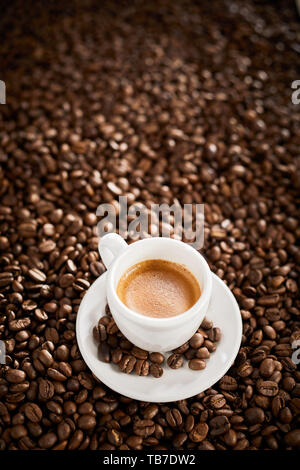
[116,259,201,318]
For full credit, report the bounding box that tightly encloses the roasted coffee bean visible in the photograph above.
[209,416,230,437]
[184,349,196,360]
[149,352,165,365]
[184,415,195,433]
[207,327,222,342]
[167,353,184,369]
[126,435,143,450]
[77,415,96,430]
[195,347,210,359]
[38,379,54,401]
[118,355,136,374]
[222,429,237,447]
[284,430,300,448]
[98,343,111,363]
[98,324,107,342]
[143,404,159,420]
[149,364,163,378]
[68,430,84,450]
[135,359,150,376]
[38,432,57,449]
[201,317,213,330]
[259,358,275,378]
[166,409,183,428]
[188,359,206,370]
[28,268,46,283]
[107,429,123,446]
[57,422,71,441]
[38,349,54,368]
[210,394,226,409]
[133,420,155,438]
[172,432,188,448]
[106,320,119,335]
[111,349,123,364]
[24,403,43,423]
[257,381,279,397]
[245,407,265,425]
[204,340,217,353]
[189,333,204,349]
[10,425,27,440]
[131,346,148,360]
[189,423,209,442]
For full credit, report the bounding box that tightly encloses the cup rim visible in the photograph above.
[106,237,212,326]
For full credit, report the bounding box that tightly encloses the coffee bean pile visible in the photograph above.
[0,0,300,450]
[94,306,221,375]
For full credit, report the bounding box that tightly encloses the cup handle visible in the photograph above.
[98,233,128,269]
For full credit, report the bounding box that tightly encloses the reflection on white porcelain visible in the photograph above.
[76,271,242,403]
[98,233,212,352]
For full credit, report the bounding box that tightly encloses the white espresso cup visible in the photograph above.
[98,233,212,352]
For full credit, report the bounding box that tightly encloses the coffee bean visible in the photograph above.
[188,359,206,370]
[111,349,123,364]
[38,349,54,368]
[24,403,43,423]
[68,430,84,450]
[106,320,119,335]
[149,364,163,378]
[38,379,54,401]
[195,347,210,359]
[210,394,226,409]
[189,423,209,442]
[189,333,204,349]
[133,420,155,438]
[173,432,188,448]
[259,358,275,377]
[209,416,230,437]
[39,240,56,254]
[167,353,184,369]
[118,355,136,374]
[28,268,47,283]
[47,368,67,382]
[284,430,300,448]
[78,415,96,430]
[200,317,213,330]
[97,324,107,342]
[107,429,123,446]
[57,422,71,441]
[219,376,238,391]
[5,369,26,384]
[38,432,57,449]
[149,352,164,364]
[222,429,237,447]
[135,359,150,376]
[208,327,222,342]
[126,435,143,450]
[10,425,27,440]
[9,318,31,331]
[131,346,148,360]
[98,343,111,363]
[143,404,159,420]
[204,340,217,352]
[257,381,279,397]
[245,407,265,425]
[166,409,183,428]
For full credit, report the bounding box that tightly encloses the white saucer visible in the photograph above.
[76,272,242,403]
